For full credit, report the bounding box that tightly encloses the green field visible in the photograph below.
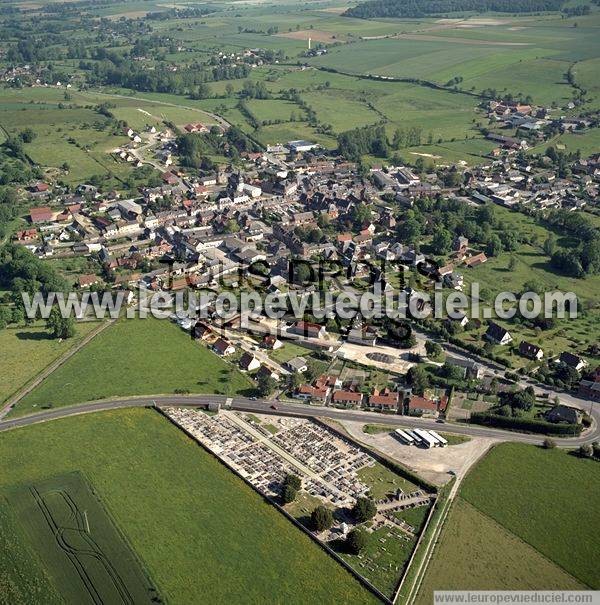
[12,318,253,417]
[415,498,584,603]
[0,321,101,405]
[0,87,216,184]
[0,500,62,605]
[416,442,600,601]
[2,472,156,604]
[460,443,600,588]
[0,408,376,604]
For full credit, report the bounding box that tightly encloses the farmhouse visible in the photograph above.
[464,252,488,268]
[29,206,54,224]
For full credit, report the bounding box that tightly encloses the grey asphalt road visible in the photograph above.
[0,394,597,447]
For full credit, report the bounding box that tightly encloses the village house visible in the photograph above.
[77,274,100,289]
[331,390,363,408]
[294,384,329,403]
[407,395,438,418]
[485,321,512,345]
[545,404,582,425]
[239,352,261,372]
[559,351,588,372]
[288,320,327,339]
[368,389,400,412]
[261,334,283,350]
[193,321,213,341]
[212,338,235,357]
[285,356,308,373]
[519,341,544,361]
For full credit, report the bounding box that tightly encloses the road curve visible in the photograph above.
[0,394,597,447]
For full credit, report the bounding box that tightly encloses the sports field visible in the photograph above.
[12,318,254,417]
[416,443,599,602]
[3,472,156,604]
[0,408,376,604]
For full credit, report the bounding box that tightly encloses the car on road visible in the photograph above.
[270,404,278,410]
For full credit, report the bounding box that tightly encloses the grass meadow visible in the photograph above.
[12,318,254,417]
[0,408,376,604]
[461,443,600,588]
[415,498,584,603]
[0,321,101,405]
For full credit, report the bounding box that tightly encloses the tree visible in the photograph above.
[486,234,503,257]
[425,341,443,359]
[19,128,36,144]
[282,483,297,504]
[542,438,556,449]
[311,505,334,532]
[0,306,12,329]
[543,234,557,256]
[406,365,429,396]
[346,528,367,554]
[431,227,452,255]
[46,307,75,339]
[225,83,234,97]
[281,473,301,503]
[191,82,212,100]
[352,497,376,523]
[257,374,277,397]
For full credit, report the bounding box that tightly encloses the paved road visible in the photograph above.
[1,394,597,447]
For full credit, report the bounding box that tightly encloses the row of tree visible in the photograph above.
[344,0,564,19]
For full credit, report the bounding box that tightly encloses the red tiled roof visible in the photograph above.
[408,395,437,412]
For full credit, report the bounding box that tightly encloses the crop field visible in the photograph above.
[12,318,254,417]
[0,499,62,604]
[0,408,376,604]
[0,321,101,405]
[2,472,156,604]
[415,498,584,603]
[460,443,600,588]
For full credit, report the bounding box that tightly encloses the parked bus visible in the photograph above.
[429,429,448,447]
[406,429,423,446]
[394,429,415,445]
[413,428,437,449]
